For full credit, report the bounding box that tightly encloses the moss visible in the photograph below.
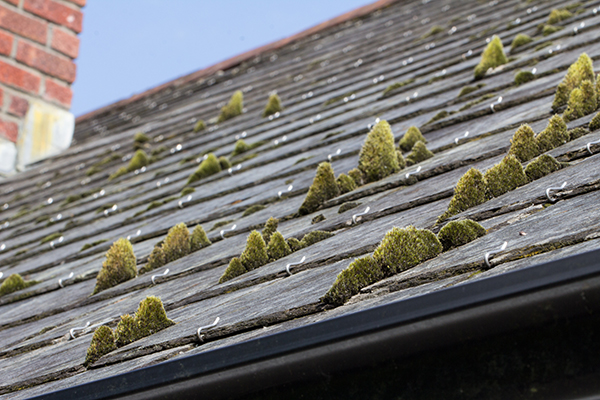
[590,112,600,131]
[358,120,400,183]
[209,219,233,232]
[439,168,488,222]
[114,314,138,347]
[438,220,487,251]
[93,238,137,295]
[85,325,116,366]
[348,168,363,186]
[373,226,442,274]
[511,34,533,51]
[474,35,508,80]
[542,24,562,36]
[398,126,426,152]
[536,114,569,152]
[336,173,357,194]
[287,237,303,252]
[0,273,37,296]
[299,230,334,248]
[425,110,449,125]
[186,153,221,184]
[535,42,553,52]
[382,79,415,97]
[311,214,325,224]
[396,150,406,170]
[218,156,231,170]
[151,146,167,157]
[80,239,108,252]
[547,8,573,24]
[552,53,595,110]
[568,126,588,140]
[563,80,597,122]
[508,124,540,162]
[298,162,340,215]
[514,70,535,85]
[193,120,206,133]
[524,154,562,181]
[231,139,251,157]
[162,223,191,263]
[267,231,291,260]
[218,90,243,122]
[40,232,62,244]
[64,192,88,204]
[263,93,283,117]
[322,256,384,306]
[181,187,195,197]
[421,25,444,39]
[261,217,279,245]
[240,230,269,271]
[133,132,150,150]
[143,245,166,273]
[457,83,486,98]
[406,141,434,166]
[219,257,246,283]
[145,196,177,211]
[338,202,359,214]
[243,204,266,217]
[459,93,495,111]
[134,296,174,337]
[190,225,211,251]
[323,91,355,106]
[484,155,528,198]
[109,150,149,181]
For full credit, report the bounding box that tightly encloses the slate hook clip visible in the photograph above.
[278,185,293,198]
[286,256,306,276]
[485,241,507,267]
[546,181,567,202]
[352,206,371,224]
[179,195,192,209]
[151,269,170,284]
[197,317,220,342]
[58,272,74,288]
[220,224,237,239]
[586,139,600,155]
[405,166,422,179]
[70,322,91,340]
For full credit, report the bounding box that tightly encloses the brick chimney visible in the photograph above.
[0,0,83,175]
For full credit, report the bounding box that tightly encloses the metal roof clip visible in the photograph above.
[546,182,567,202]
[179,195,193,209]
[58,272,74,288]
[197,317,220,342]
[485,241,508,267]
[278,185,294,198]
[405,166,422,179]
[152,269,170,285]
[586,139,600,155]
[220,225,237,240]
[70,321,91,340]
[286,256,306,276]
[352,206,371,224]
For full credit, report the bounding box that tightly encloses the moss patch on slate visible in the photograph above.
[0,273,37,296]
[242,204,266,217]
[514,70,535,85]
[508,124,539,162]
[109,150,149,181]
[457,83,485,98]
[552,53,595,110]
[193,120,206,132]
[267,231,292,260]
[263,93,283,117]
[322,256,383,306]
[547,8,573,24]
[298,162,340,215]
[300,230,334,248]
[398,126,426,152]
[186,153,221,185]
[261,217,279,245]
[93,238,137,295]
[162,222,191,263]
[525,154,562,181]
[438,219,487,251]
[510,34,533,51]
[373,226,442,274]
[219,257,246,283]
[537,114,569,152]
[382,79,415,97]
[484,155,528,198]
[190,225,211,251]
[338,202,359,214]
[406,141,434,166]
[85,325,116,366]
[563,80,597,122]
[218,156,231,170]
[358,120,400,183]
[438,168,488,222]
[240,230,269,271]
[218,90,243,122]
[474,35,508,80]
[336,173,357,194]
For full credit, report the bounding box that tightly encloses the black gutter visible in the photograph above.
[32,248,600,400]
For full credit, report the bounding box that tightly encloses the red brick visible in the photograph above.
[0,87,4,108]
[0,5,47,44]
[51,27,78,58]
[16,41,76,83]
[0,60,40,93]
[0,30,13,56]
[65,0,85,7]
[0,117,19,142]
[8,94,29,117]
[44,77,71,107]
[23,0,82,33]
[4,0,19,6]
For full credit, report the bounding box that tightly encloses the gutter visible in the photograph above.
[33,248,600,400]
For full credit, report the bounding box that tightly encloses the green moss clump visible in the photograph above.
[193,120,206,133]
[373,226,442,274]
[242,204,266,217]
[484,155,528,198]
[514,70,535,85]
[511,34,533,51]
[231,139,251,157]
[437,220,487,251]
[144,245,166,273]
[348,168,363,186]
[547,8,573,24]
[134,296,174,337]
[0,273,37,296]
[312,214,326,224]
[439,168,488,222]
[563,80,597,122]
[457,83,485,98]
[85,325,116,366]
[240,230,269,271]
[109,150,149,181]
[338,202,359,214]
[552,53,595,110]
[382,79,415,97]
[322,256,383,306]
[133,132,150,150]
[536,115,569,152]
[421,25,444,39]
[568,126,588,140]
[261,217,279,245]
[298,162,340,215]
[262,93,283,117]
[162,223,191,263]
[406,141,434,166]
[542,24,562,36]
[336,173,357,194]
[181,187,195,197]
[218,90,243,123]
[40,232,62,244]
[219,257,246,283]
[186,153,221,184]
[508,124,540,162]
[425,110,449,125]
[398,126,427,152]
[358,120,400,183]
[80,239,108,252]
[590,112,600,131]
[93,238,137,295]
[300,230,334,248]
[218,156,231,170]
[474,35,508,80]
[524,154,562,181]
[114,314,138,347]
[267,231,291,260]
[190,225,211,251]
[287,237,303,252]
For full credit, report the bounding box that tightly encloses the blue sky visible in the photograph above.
[72,0,372,117]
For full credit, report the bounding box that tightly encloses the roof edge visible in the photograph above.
[75,0,396,124]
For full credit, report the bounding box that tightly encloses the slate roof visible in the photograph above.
[1,0,600,397]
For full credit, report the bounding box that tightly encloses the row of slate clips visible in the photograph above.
[221,224,236,239]
[228,164,242,176]
[179,195,192,209]
[278,185,293,198]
